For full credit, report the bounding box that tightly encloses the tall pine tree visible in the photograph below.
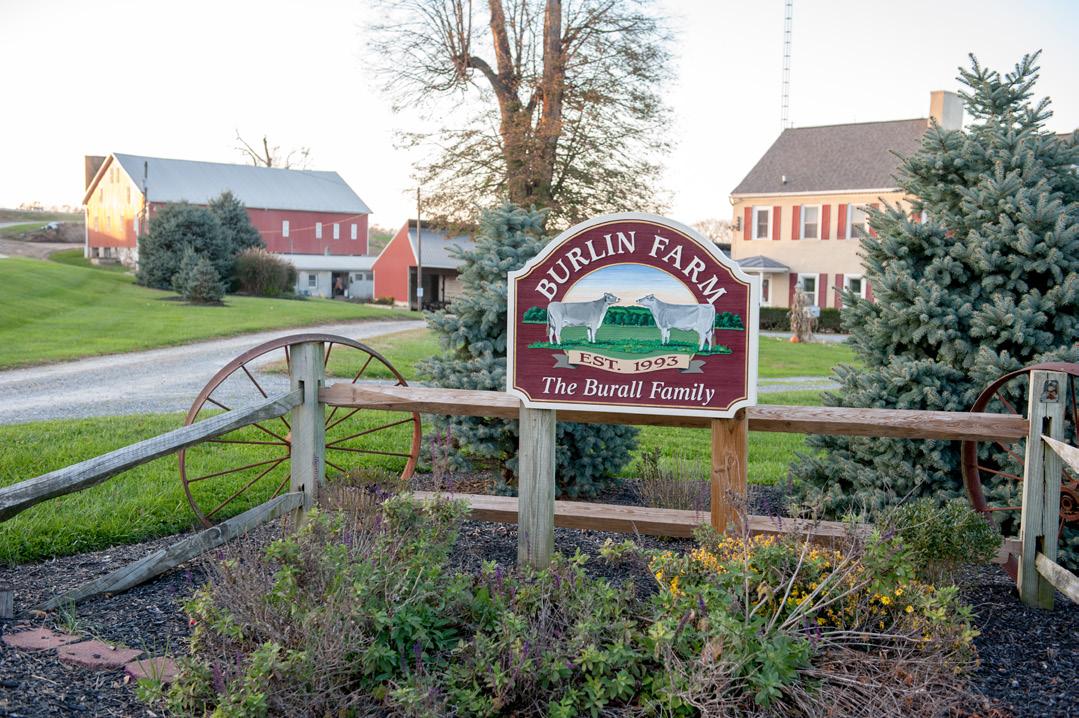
[791,53,1079,563]
[420,203,638,497]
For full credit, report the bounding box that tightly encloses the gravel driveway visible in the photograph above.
[0,320,424,425]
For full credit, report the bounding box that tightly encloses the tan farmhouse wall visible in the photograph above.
[730,190,908,309]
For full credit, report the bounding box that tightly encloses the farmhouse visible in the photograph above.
[729,90,963,309]
[372,220,475,309]
[81,153,373,298]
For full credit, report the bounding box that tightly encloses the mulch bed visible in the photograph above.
[1,484,1076,717]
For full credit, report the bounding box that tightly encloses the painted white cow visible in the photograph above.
[547,292,619,344]
[636,294,716,351]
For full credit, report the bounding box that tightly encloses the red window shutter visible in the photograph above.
[788,275,796,308]
[866,280,874,302]
[837,204,848,240]
[834,273,844,304]
[772,206,782,240]
[869,202,880,237]
[818,273,828,308]
[744,207,752,239]
[821,204,831,240]
[791,205,801,240]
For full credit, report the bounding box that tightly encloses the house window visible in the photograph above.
[752,206,771,240]
[801,205,820,239]
[350,223,358,240]
[315,222,323,239]
[845,274,866,299]
[797,273,817,306]
[307,273,317,288]
[333,223,340,240]
[847,204,868,238]
[761,277,771,307]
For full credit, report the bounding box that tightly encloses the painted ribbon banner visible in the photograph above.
[507,213,760,419]
[561,351,695,374]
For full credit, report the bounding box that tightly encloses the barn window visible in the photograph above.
[333,223,340,240]
[350,223,358,240]
[133,215,139,235]
[282,220,290,238]
[315,222,323,239]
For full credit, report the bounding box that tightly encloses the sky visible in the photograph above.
[564,264,694,305]
[1,0,1076,227]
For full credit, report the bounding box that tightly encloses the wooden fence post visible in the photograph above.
[1018,370,1066,608]
[711,409,748,533]
[290,342,326,519]
[518,407,556,568]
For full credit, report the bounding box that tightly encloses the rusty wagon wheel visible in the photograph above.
[961,362,1079,577]
[178,333,421,526]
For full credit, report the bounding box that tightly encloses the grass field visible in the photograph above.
[0,209,82,223]
[0,256,417,368]
[529,325,735,357]
[0,222,48,237]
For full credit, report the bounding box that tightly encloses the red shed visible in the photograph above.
[82,153,371,279]
[372,220,475,309]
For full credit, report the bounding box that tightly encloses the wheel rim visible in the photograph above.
[961,362,1079,576]
[178,333,421,526]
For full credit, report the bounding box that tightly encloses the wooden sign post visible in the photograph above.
[508,213,760,565]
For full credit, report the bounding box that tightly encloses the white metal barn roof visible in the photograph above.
[106,154,371,214]
[277,254,376,271]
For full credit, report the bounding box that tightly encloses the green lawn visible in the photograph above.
[0,222,47,237]
[0,256,418,368]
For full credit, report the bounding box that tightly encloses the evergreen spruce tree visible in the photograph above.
[791,53,1079,564]
[173,248,225,304]
[420,203,638,497]
[136,203,229,289]
[209,191,264,256]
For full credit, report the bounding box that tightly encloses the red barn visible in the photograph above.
[372,220,475,309]
[82,153,373,298]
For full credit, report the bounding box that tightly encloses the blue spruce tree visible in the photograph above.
[791,53,1079,564]
[420,203,638,497]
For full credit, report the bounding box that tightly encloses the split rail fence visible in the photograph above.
[0,341,1075,612]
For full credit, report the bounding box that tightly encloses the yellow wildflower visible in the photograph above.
[879,595,892,606]
[905,605,914,614]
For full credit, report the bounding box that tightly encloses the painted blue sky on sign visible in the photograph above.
[562,263,696,305]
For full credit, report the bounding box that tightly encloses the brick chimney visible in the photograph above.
[929,91,963,130]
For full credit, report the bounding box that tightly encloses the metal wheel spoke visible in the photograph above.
[206,397,286,441]
[241,364,268,398]
[986,505,1022,512]
[326,418,414,447]
[977,464,1024,482]
[271,472,290,498]
[326,407,360,433]
[327,446,413,458]
[187,455,289,483]
[995,393,1019,416]
[207,438,288,447]
[206,458,288,518]
[351,355,375,383]
[324,342,335,368]
[992,440,1025,465]
[326,459,349,475]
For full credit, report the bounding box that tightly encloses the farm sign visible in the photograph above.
[507,213,759,418]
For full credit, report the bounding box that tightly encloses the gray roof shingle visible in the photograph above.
[732,118,928,195]
[109,154,370,214]
[407,224,475,270]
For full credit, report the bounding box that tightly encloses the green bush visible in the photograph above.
[759,307,842,333]
[160,497,983,717]
[172,249,224,304]
[137,203,228,290]
[233,248,296,297]
[884,498,1003,582]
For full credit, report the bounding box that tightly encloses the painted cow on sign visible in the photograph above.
[547,292,619,344]
[636,294,717,351]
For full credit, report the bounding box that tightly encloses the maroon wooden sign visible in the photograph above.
[507,213,759,418]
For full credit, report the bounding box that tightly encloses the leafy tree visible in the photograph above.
[209,191,264,256]
[372,0,671,228]
[420,203,638,497]
[173,248,225,304]
[791,53,1079,564]
[136,203,229,290]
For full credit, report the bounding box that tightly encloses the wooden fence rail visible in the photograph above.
[0,389,302,522]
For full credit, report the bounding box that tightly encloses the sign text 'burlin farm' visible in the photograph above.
[507,213,760,419]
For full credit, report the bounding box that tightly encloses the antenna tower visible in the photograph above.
[780,0,793,131]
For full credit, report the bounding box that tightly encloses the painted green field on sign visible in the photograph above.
[528,325,733,357]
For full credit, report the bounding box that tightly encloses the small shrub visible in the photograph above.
[373,296,396,305]
[233,248,297,297]
[883,497,1003,582]
[172,249,224,304]
[633,448,710,511]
